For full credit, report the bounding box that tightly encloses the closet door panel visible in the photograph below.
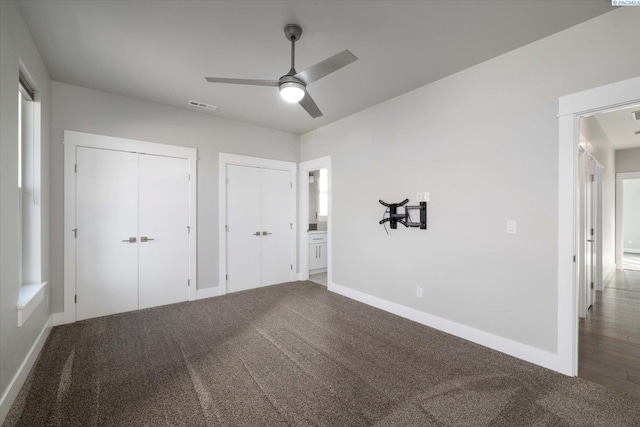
[76,147,139,321]
[226,165,262,292]
[138,154,190,309]
[260,168,293,286]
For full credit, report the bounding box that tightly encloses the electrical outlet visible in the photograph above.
[416,287,423,298]
[506,220,517,234]
[417,193,423,202]
[424,192,430,202]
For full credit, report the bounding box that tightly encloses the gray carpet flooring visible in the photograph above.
[5,281,640,426]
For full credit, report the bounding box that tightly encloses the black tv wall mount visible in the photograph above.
[379,199,427,230]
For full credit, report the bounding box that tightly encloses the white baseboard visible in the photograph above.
[604,266,616,284]
[52,312,66,326]
[328,282,564,374]
[623,248,640,254]
[196,287,220,300]
[0,315,53,424]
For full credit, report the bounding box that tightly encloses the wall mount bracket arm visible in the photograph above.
[379,199,427,230]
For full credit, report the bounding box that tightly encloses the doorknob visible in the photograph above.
[262,231,273,236]
[140,236,155,242]
[122,237,137,243]
[587,239,594,242]
[253,232,261,236]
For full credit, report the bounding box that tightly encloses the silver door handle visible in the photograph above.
[122,237,137,243]
[319,246,321,257]
[587,240,594,242]
[253,232,261,236]
[312,238,323,240]
[140,236,155,242]
[316,246,319,258]
[262,231,272,236]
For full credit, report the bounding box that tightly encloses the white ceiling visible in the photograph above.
[18,0,614,135]
[595,104,640,150]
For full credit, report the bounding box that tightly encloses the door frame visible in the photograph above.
[557,76,640,376]
[616,171,640,268]
[63,130,198,324]
[298,157,332,286]
[218,153,297,295]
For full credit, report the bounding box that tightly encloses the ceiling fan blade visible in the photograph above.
[205,77,279,87]
[294,50,358,85]
[299,92,323,118]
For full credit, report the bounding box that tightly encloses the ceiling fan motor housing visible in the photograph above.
[284,24,302,41]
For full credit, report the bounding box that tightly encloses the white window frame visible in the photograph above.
[317,168,328,222]
[16,68,47,327]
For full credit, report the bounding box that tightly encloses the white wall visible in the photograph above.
[623,179,640,253]
[301,8,640,355]
[616,147,640,173]
[0,0,51,419]
[51,82,299,313]
[579,116,616,281]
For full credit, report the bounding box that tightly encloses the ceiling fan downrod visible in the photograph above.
[284,24,302,75]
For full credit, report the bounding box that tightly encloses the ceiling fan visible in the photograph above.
[205,24,358,118]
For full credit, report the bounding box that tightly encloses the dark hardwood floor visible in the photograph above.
[579,268,640,398]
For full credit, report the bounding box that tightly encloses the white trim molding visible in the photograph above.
[298,157,332,284]
[330,283,563,373]
[0,315,53,424]
[218,153,297,295]
[196,287,220,300]
[63,131,198,324]
[557,76,640,376]
[52,312,66,327]
[17,282,48,327]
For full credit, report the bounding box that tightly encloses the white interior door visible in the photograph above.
[260,168,293,286]
[138,154,190,309]
[226,165,262,292]
[76,147,139,321]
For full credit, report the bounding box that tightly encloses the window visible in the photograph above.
[18,72,41,286]
[318,168,328,219]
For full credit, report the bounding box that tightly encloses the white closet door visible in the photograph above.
[260,168,293,286]
[138,154,190,309]
[226,165,262,292]
[76,147,139,321]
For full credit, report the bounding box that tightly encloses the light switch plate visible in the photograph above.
[424,192,430,202]
[506,220,517,234]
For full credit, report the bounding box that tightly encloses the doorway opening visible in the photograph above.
[299,157,332,288]
[575,103,640,397]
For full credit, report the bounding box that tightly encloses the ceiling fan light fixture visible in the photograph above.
[279,81,305,103]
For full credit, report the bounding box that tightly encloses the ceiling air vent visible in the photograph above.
[632,110,640,121]
[188,100,217,111]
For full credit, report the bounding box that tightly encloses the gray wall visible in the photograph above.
[301,8,640,353]
[623,179,640,253]
[51,82,299,313]
[0,0,51,411]
[579,116,616,281]
[616,147,640,173]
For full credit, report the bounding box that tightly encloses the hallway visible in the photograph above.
[579,269,640,398]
